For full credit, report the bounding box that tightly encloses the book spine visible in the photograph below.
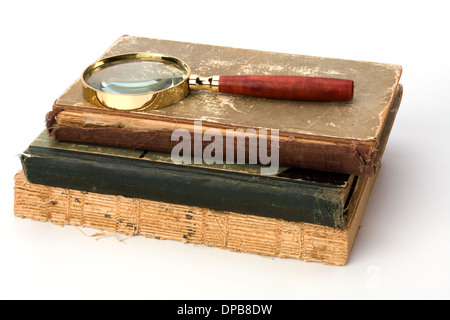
[48,124,377,177]
[20,148,346,228]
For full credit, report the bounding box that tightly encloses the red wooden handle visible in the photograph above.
[218,75,354,101]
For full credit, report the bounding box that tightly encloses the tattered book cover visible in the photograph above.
[49,35,403,176]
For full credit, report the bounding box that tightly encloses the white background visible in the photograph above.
[1,0,449,300]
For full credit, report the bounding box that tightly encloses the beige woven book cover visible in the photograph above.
[13,170,378,265]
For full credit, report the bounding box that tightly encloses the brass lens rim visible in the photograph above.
[82,52,191,111]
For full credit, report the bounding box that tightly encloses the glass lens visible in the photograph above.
[86,59,187,94]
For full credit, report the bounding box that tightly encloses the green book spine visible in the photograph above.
[20,132,354,228]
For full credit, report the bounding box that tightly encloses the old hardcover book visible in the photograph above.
[21,131,357,228]
[48,35,403,177]
[13,168,378,266]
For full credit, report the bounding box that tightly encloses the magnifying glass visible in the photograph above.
[82,52,354,111]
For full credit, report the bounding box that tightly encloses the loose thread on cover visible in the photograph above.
[134,198,141,235]
[208,210,228,247]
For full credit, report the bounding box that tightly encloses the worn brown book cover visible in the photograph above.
[14,168,378,266]
[48,35,402,176]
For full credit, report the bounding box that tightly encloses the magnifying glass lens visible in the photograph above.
[85,59,187,95]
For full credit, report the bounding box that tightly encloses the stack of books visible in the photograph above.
[14,35,403,265]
